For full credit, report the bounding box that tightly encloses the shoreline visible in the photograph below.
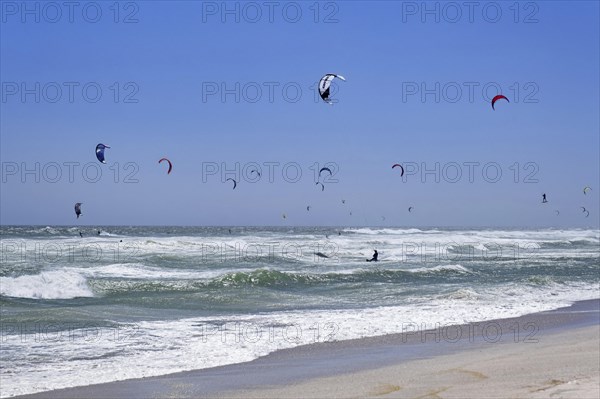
[12,298,600,399]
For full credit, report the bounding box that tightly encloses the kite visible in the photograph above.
[226,178,237,190]
[159,158,172,174]
[319,167,332,177]
[74,203,82,219]
[95,144,110,164]
[392,164,405,176]
[491,94,509,110]
[319,74,346,104]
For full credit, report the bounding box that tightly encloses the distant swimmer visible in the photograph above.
[366,250,378,262]
[542,193,547,203]
[314,252,330,259]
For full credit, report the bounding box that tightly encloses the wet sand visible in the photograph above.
[14,299,600,399]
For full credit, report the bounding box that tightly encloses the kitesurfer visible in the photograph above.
[367,250,378,262]
[542,193,547,203]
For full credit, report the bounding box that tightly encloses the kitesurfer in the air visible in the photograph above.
[542,193,547,203]
[367,250,378,262]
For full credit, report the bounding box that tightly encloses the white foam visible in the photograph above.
[408,264,474,274]
[2,281,597,398]
[0,270,94,299]
[73,263,229,280]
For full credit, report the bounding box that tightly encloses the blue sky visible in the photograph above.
[1,0,598,227]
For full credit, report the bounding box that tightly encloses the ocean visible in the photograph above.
[1,226,598,397]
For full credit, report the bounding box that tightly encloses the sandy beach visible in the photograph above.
[221,321,600,399]
[13,299,599,399]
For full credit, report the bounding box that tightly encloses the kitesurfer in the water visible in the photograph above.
[367,250,378,262]
[542,193,547,203]
[79,231,83,238]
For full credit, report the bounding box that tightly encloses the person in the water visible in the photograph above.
[542,193,547,203]
[79,231,83,238]
[367,250,378,262]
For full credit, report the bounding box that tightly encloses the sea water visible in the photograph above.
[1,226,598,397]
